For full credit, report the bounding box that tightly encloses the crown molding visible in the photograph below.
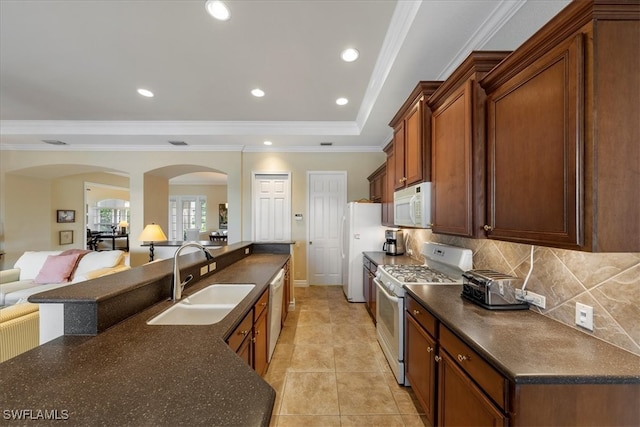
[356,0,422,130]
[436,0,527,80]
[0,120,361,136]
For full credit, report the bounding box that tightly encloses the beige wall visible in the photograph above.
[403,229,640,356]
[0,150,242,268]
[243,151,386,282]
[0,149,385,276]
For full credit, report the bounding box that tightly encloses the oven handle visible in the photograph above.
[374,277,399,304]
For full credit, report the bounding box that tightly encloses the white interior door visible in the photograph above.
[253,173,291,242]
[307,172,346,285]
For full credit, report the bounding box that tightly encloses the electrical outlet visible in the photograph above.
[575,302,594,331]
[514,289,546,309]
[200,265,208,276]
[209,262,216,271]
[245,248,250,255]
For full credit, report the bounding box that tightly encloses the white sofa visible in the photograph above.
[0,250,130,306]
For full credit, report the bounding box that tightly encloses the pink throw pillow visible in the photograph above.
[34,253,81,284]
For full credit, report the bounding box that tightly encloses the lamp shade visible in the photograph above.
[138,223,167,242]
[118,220,129,228]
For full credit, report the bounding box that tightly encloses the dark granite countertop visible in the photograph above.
[0,252,289,426]
[363,251,423,267]
[404,285,640,385]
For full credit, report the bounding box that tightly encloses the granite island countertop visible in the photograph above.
[404,284,640,385]
[0,253,289,426]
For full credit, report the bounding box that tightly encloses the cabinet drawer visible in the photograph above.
[227,312,253,352]
[254,289,269,320]
[406,295,437,337]
[439,325,508,410]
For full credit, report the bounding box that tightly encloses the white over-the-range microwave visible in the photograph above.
[393,182,432,228]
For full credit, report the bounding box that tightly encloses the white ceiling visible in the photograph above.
[0,0,570,153]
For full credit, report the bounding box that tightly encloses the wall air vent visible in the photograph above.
[320,142,333,146]
[42,140,67,145]
[169,141,188,146]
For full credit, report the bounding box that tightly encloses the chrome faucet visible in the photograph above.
[173,242,213,301]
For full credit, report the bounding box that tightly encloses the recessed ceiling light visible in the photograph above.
[205,0,230,21]
[341,48,359,62]
[263,140,273,146]
[251,88,265,97]
[336,97,348,106]
[137,88,154,98]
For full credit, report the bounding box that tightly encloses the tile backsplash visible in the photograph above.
[403,229,640,356]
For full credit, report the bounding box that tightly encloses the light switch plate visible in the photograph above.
[200,265,208,276]
[575,302,594,331]
[209,262,216,271]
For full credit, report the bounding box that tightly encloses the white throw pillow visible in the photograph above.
[14,251,63,280]
[73,250,124,278]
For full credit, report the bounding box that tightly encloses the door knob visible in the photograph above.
[483,225,493,231]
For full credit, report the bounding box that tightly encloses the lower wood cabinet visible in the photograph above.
[405,312,437,424]
[362,256,377,324]
[438,351,507,426]
[405,293,639,426]
[226,288,269,376]
[406,294,509,425]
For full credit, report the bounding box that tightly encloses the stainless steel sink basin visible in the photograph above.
[182,284,255,305]
[146,284,256,325]
[147,303,235,325]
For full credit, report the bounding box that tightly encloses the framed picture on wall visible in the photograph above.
[59,230,74,245]
[57,210,75,223]
[219,204,228,229]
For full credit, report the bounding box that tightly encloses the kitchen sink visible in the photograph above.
[146,284,255,325]
[147,303,236,325]
[182,284,255,305]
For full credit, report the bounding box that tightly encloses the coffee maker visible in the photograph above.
[383,229,405,256]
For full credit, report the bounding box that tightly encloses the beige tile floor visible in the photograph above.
[266,286,429,427]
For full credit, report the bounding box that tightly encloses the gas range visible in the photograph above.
[374,242,473,386]
[376,242,473,297]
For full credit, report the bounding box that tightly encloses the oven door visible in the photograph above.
[374,277,405,385]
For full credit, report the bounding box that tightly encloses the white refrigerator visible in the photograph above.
[341,202,386,302]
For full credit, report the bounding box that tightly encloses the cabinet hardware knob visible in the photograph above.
[483,225,493,232]
[240,330,249,336]
[412,309,420,315]
[427,346,433,353]
[457,354,469,362]
[256,330,260,335]
[251,337,256,343]
[261,302,267,306]
[434,355,441,362]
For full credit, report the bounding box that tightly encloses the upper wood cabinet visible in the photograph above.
[427,52,510,238]
[383,141,395,227]
[367,163,385,203]
[481,0,640,252]
[389,81,441,190]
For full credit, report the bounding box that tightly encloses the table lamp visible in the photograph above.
[138,223,167,262]
[119,220,129,234]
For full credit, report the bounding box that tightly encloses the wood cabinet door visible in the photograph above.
[485,35,583,248]
[237,335,252,367]
[431,80,473,236]
[384,146,396,226]
[404,100,424,186]
[253,308,269,377]
[405,314,437,425]
[438,351,507,427]
[393,122,406,190]
[363,263,371,316]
